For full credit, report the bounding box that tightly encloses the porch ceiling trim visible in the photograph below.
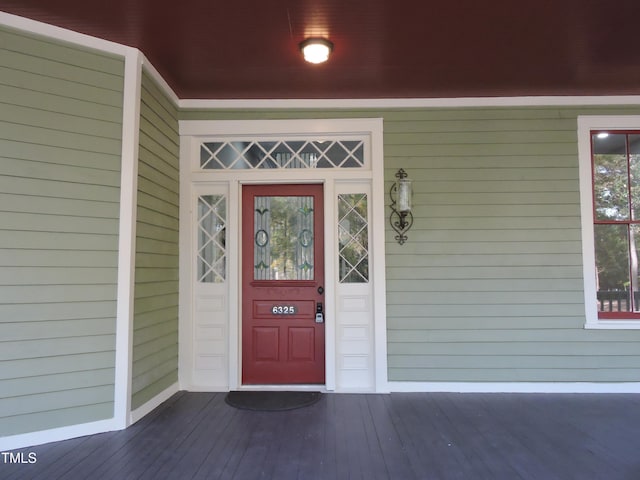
[179,95,640,110]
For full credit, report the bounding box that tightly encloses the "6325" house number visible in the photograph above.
[272,305,297,315]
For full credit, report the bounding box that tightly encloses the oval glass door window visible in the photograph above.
[254,196,314,280]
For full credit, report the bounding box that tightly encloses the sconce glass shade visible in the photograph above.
[397,179,412,212]
[300,38,333,64]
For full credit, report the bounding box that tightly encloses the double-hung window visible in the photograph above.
[578,116,640,328]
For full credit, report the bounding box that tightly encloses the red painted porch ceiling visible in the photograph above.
[2,0,640,99]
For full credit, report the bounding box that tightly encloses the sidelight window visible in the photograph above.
[197,195,226,283]
[338,193,369,283]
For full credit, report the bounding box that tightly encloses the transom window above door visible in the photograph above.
[200,139,365,170]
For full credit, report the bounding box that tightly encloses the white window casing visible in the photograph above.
[578,115,640,329]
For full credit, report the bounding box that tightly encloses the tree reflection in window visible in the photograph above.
[593,132,640,314]
[338,193,369,283]
[254,196,314,280]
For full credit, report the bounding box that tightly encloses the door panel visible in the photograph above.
[242,184,325,384]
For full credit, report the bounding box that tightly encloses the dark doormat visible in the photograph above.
[225,390,322,411]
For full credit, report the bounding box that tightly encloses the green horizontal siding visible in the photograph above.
[131,69,179,410]
[381,106,640,382]
[0,25,123,436]
[180,105,640,383]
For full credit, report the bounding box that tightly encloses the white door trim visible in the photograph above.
[179,118,388,393]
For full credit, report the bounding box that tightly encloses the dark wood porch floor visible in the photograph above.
[2,391,640,480]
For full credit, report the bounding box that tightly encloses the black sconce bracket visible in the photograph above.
[389,168,413,245]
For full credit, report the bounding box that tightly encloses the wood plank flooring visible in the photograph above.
[2,392,640,479]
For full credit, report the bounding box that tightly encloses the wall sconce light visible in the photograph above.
[389,168,413,245]
[299,38,333,64]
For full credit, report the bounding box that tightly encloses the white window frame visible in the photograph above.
[578,115,640,329]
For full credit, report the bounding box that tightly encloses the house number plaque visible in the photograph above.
[272,305,297,315]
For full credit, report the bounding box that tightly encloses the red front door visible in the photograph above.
[242,184,325,384]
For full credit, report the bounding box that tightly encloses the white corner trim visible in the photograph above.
[0,418,118,452]
[369,118,389,393]
[389,382,640,394]
[113,49,143,430]
[178,95,640,110]
[0,11,133,57]
[130,382,180,425]
[140,53,180,107]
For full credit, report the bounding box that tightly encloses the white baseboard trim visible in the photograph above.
[0,418,118,452]
[389,382,640,394]
[182,384,230,392]
[129,382,180,425]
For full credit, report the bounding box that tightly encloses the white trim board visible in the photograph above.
[140,53,180,106]
[179,118,383,136]
[390,382,640,394]
[129,382,180,425]
[112,49,143,430]
[179,96,640,110]
[0,418,118,452]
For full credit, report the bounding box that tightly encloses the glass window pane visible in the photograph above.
[201,142,246,169]
[629,135,640,220]
[197,195,226,282]
[592,133,629,221]
[254,196,314,280]
[199,140,366,170]
[337,141,365,167]
[338,193,369,283]
[245,143,269,168]
[595,224,630,312]
[200,143,222,169]
[632,225,640,313]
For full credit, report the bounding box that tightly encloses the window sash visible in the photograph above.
[591,130,640,318]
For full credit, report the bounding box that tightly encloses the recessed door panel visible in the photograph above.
[253,327,279,361]
[288,327,315,361]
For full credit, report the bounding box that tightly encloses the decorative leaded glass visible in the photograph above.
[254,196,314,280]
[200,140,364,170]
[338,193,369,283]
[197,195,226,283]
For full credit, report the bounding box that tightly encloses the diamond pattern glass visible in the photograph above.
[197,195,226,283]
[338,193,369,283]
[200,140,365,170]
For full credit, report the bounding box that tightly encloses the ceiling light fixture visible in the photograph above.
[299,38,333,64]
